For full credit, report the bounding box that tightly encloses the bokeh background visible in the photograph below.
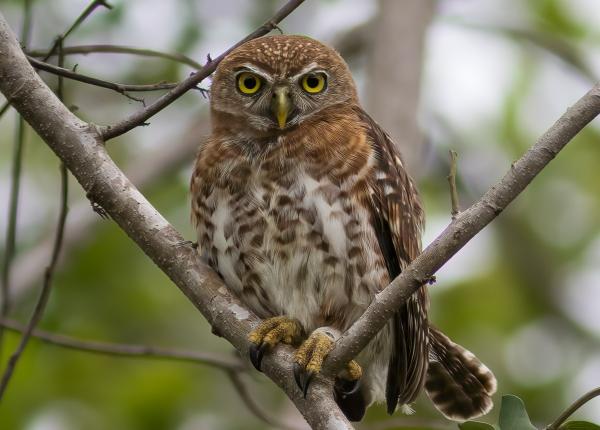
[1,0,600,429]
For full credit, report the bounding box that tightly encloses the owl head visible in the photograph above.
[210,35,358,134]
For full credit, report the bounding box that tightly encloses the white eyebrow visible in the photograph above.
[290,63,326,81]
[236,64,273,82]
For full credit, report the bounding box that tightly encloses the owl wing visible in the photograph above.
[356,108,429,413]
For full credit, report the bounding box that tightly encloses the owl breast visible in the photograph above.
[193,150,389,333]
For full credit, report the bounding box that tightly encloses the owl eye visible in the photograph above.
[301,73,326,94]
[237,72,262,95]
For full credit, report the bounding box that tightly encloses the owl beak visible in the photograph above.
[271,87,292,129]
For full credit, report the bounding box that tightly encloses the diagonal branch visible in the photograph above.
[100,0,306,141]
[0,10,351,430]
[11,115,209,303]
[5,3,600,428]
[324,84,600,372]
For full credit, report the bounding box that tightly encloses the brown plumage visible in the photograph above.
[190,35,496,421]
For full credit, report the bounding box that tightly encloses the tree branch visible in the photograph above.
[0,37,70,401]
[0,10,351,430]
[545,387,600,430]
[447,149,460,219]
[100,0,306,141]
[6,2,599,427]
[0,0,33,358]
[41,0,112,62]
[0,318,244,371]
[29,44,203,69]
[324,83,600,372]
[2,314,309,430]
[11,115,209,303]
[0,0,112,120]
[226,370,303,430]
[28,55,178,103]
[0,146,69,401]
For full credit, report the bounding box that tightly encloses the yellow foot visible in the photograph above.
[248,316,303,371]
[293,328,362,398]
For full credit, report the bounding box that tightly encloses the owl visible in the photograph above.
[190,35,496,422]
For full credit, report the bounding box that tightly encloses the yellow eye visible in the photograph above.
[237,72,262,94]
[301,73,326,94]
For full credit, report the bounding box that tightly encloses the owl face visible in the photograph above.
[210,35,358,134]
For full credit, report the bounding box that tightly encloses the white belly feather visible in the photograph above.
[203,167,385,332]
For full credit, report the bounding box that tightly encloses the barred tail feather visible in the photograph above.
[425,326,497,421]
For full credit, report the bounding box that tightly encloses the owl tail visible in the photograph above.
[425,326,497,421]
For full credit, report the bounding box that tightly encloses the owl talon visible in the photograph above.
[293,362,303,390]
[293,362,315,398]
[247,316,303,371]
[293,330,335,397]
[249,342,269,371]
[294,330,363,398]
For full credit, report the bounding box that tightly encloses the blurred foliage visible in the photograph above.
[461,395,599,430]
[1,0,600,429]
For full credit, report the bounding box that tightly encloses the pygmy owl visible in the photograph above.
[191,35,496,422]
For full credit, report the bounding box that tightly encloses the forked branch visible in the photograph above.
[3,1,600,428]
[0,6,348,429]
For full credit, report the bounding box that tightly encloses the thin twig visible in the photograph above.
[447,149,460,219]
[28,56,179,103]
[0,162,69,401]
[101,0,306,141]
[0,0,112,121]
[0,0,33,358]
[42,0,112,62]
[545,387,600,430]
[29,44,203,69]
[0,118,25,331]
[0,37,70,404]
[226,370,302,430]
[0,319,245,371]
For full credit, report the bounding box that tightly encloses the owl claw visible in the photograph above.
[249,342,269,371]
[293,362,303,389]
[294,330,363,398]
[293,360,315,397]
[247,316,303,372]
[293,330,334,397]
[293,362,315,398]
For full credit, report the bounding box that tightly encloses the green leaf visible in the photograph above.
[459,421,496,430]
[499,395,537,430]
[559,422,600,430]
